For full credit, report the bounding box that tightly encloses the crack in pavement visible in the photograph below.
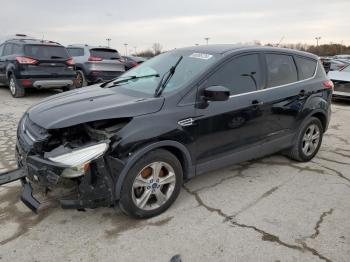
[311,162,350,184]
[316,156,350,166]
[191,162,252,193]
[230,186,279,218]
[183,185,332,262]
[309,209,334,239]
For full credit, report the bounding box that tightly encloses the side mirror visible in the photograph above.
[203,85,230,102]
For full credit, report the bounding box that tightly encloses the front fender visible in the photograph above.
[114,140,194,200]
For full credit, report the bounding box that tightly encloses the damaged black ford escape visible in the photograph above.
[1,45,333,218]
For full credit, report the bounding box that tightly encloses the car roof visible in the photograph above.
[4,38,62,46]
[67,44,118,51]
[174,44,318,59]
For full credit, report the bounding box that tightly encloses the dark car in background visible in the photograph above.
[122,55,147,70]
[2,45,332,218]
[0,35,76,97]
[67,45,125,88]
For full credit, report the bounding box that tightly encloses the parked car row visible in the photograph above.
[321,56,350,73]
[0,35,146,97]
[319,55,350,100]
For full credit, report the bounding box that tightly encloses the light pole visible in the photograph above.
[106,38,111,47]
[204,37,210,45]
[315,36,321,47]
[124,43,128,56]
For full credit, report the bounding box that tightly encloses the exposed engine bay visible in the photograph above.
[13,116,131,212]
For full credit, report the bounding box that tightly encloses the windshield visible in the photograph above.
[24,45,69,60]
[107,51,219,96]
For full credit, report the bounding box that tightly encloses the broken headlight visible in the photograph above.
[47,143,108,178]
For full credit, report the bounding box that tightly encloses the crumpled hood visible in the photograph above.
[27,85,164,129]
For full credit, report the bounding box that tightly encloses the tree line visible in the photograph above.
[134,42,350,58]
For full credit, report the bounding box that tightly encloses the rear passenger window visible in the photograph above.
[295,57,317,79]
[12,44,22,54]
[67,48,84,57]
[206,54,261,95]
[266,54,298,87]
[0,45,3,56]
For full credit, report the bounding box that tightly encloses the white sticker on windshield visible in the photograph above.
[189,53,213,60]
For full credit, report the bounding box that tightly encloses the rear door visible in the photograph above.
[194,53,266,171]
[258,53,316,141]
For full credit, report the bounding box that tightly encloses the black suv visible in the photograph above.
[3,45,332,218]
[0,35,76,97]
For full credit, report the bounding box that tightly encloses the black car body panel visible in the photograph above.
[27,86,165,129]
[3,45,332,212]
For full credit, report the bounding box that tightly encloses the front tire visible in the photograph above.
[285,117,323,162]
[119,149,183,218]
[8,75,25,98]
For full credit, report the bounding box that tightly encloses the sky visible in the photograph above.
[0,0,349,55]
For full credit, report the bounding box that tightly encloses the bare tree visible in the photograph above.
[152,43,163,55]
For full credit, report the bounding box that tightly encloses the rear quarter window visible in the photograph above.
[266,54,298,87]
[67,48,84,57]
[295,57,317,80]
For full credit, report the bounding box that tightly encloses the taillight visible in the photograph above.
[66,58,75,65]
[88,56,103,61]
[21,79,31,86]
[323,80,334,90]
[130,61,138,67]
[16,56,38,65]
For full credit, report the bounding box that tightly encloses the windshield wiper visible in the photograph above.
[50,56,64,59]
[154,56,183,97]
[106,74,160,88]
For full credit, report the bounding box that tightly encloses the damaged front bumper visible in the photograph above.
[0,141,125,213]
[0,169,40,212]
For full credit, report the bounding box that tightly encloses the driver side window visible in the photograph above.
[205,54,262,95]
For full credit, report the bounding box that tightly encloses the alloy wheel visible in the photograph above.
[131,161,176,210]
[75,72,83,88]
[302,124,320,156]
[9,78,16,95]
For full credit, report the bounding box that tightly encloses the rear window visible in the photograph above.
[90,48,121,60]
[24,45,69,60]
[266,54,298,88]
[295,57,317,80]
[67,47,84,57]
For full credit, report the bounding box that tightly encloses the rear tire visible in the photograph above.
[285,117,323,162]
[8,75,25,98]
[119,149,183,218]
[74,70,87,88]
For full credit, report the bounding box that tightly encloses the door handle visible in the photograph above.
[251,100,263,106]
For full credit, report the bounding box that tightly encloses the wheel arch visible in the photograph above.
[310,111,327,132]
[114,140,194,200]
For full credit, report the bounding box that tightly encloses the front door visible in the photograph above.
[193,53,266,173]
